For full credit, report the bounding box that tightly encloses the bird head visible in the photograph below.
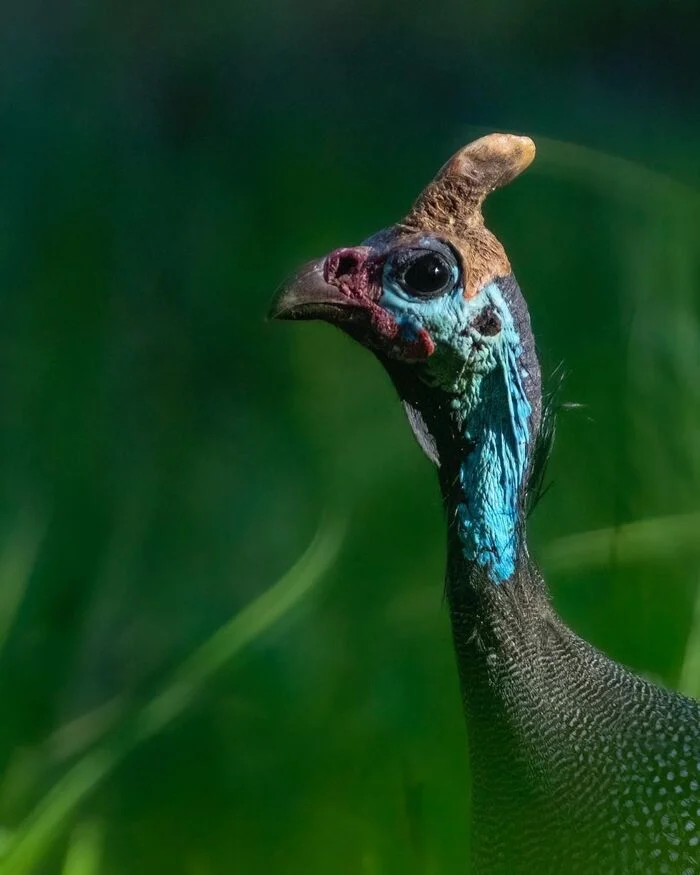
[271,133,540,465]
[271,133,543,582]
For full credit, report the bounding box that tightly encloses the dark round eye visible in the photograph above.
[392,246,458,299]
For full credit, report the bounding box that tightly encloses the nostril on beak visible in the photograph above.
[336,253,358,277]
[325,247,368,283]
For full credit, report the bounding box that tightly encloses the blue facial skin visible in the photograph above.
[379,238,532,584]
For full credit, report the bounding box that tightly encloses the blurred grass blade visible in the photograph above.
[0,752,116,875]
[528,135,698,209]
[542,512,700,573]
[134,517,344,741]
[0,519,344,875]
[49,698,124,765]
[61,821,104,875]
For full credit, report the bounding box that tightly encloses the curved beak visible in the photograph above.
[268,258,356,322]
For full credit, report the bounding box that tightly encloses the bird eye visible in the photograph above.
[390,245,458,299]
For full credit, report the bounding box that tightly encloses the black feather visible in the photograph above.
[524,362,566,517]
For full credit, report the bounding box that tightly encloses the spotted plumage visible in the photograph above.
[271,133,700,873]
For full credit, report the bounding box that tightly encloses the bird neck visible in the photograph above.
[442,532,555,839]
[437,422,551,639]
[436,281,540,589]
[433,345,558,828]
[451,361,532,584]
[386,277,564,841]
[386,270,543,593]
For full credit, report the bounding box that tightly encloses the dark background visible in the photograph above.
[1,1,700,872]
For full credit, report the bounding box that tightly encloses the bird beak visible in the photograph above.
[268,258,358,322]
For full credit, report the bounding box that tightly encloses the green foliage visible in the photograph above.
[0,522,341,874]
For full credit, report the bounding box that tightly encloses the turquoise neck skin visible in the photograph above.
[380,275,533,584]
[455,283,532,582]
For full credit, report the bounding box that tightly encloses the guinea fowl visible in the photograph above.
[270,134,700,874]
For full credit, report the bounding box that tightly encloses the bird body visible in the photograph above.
[271,134,700,873]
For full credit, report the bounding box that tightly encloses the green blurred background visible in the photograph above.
[1,1,700,872]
